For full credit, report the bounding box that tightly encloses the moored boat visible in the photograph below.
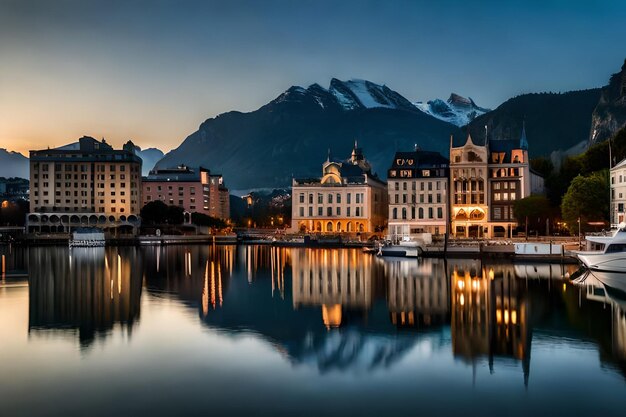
[576,224,626,272]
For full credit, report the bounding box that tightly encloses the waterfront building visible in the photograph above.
[450,134,489,238]
[387,149,449,240]
[610,158,626,224]
[27,136,142,233]
[451,126,543,238]
[291,143,388,234]
[142,165,230,220]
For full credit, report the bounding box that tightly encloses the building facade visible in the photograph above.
[450,134,489,238]
[610,158,626,225]
[451,127,541,238]
[27,136,142,233]
[142,165,230,220]
[387,149,449,240]
[291,143,388,234]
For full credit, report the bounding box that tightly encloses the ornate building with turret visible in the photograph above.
[291,142,388,234]
[450,126,543,238]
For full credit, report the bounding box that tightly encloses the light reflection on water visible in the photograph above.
[0,245,625,416]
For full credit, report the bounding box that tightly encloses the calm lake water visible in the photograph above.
[1,245,625,416]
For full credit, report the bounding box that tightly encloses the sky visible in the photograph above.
[1,0,625,156]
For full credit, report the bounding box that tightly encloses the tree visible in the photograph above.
[191,212,226,229]
[561,171,609,234]
[140,201,184,225]
[513,195,554,233]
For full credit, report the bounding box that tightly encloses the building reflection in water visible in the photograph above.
[385,258,449,329]
[143,245,236,318]
[450,261,531,386]
[28,246,142,347]
[291,248,373,328]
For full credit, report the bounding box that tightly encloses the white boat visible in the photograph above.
[586,270,626,299]
[377,236,428,258]
[576,225,626,272]
[69,227,105,248]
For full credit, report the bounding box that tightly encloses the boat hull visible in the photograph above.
[577,252,626,273]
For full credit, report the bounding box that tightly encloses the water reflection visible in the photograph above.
[451,263,531,385]
[18,245,626,381]
[27,246,142,347]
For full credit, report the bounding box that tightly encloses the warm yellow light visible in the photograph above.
[459,294,465,306]
[562,283,567,292]
[1,200,9,208]
[504,309,509,324]
[322,304,342,329]
[489,268,494,280]
[457,280,465,290]
[472,280,478,291]
[496,309,502,323]
[511,310,517,325]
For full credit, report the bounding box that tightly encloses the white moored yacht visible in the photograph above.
[577,224,626,273]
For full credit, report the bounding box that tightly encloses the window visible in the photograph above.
[428,207,433,218]
[356,207,361,216]
[437,207,443,218]
[299,207,304,216]
[418,208,424,219]
[392,208,398,220]
[394,182,399,191]
[327,207,332,216]
[402,208,407,220]
[395,194,399,204]
[336,207,341,216]
[299,193,304,203]
[309,207,313,216]
[347,193,351,204]
[309,194,313,204]
[356,194,361,204]
[318,193,323,204]
[494,182,500,190]
[422,170,430,177]
[347,207,351,217]
[318,207,323,216]
[403,182,407,191]
[328,194,333,204]
[411,207,415,219]
[337,193,341,204]
[493,207,502,220]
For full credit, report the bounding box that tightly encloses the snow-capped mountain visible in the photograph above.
[414,93,490,127]
[156,78,461,189]
[272,78,418,112]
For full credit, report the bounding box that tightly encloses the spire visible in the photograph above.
[354,139,358,149]
[484,125,489,150]
[327,147,331,162]
[464,133,474,146]
[520,120,529,150]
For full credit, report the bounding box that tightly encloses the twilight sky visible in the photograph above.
[1,0,625,155]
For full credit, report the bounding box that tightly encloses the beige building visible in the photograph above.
[450,134,489,238]
[291,143,388,234]
[387,149,449,240]
[451,127,542,238]
[611,158,626,224]
[27,136,142,233]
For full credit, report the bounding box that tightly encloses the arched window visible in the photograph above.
[336,222,342,232]
[326,222,333,232]
[392,208,398,219]
[419,208,424,219]
[402,208,407,220]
